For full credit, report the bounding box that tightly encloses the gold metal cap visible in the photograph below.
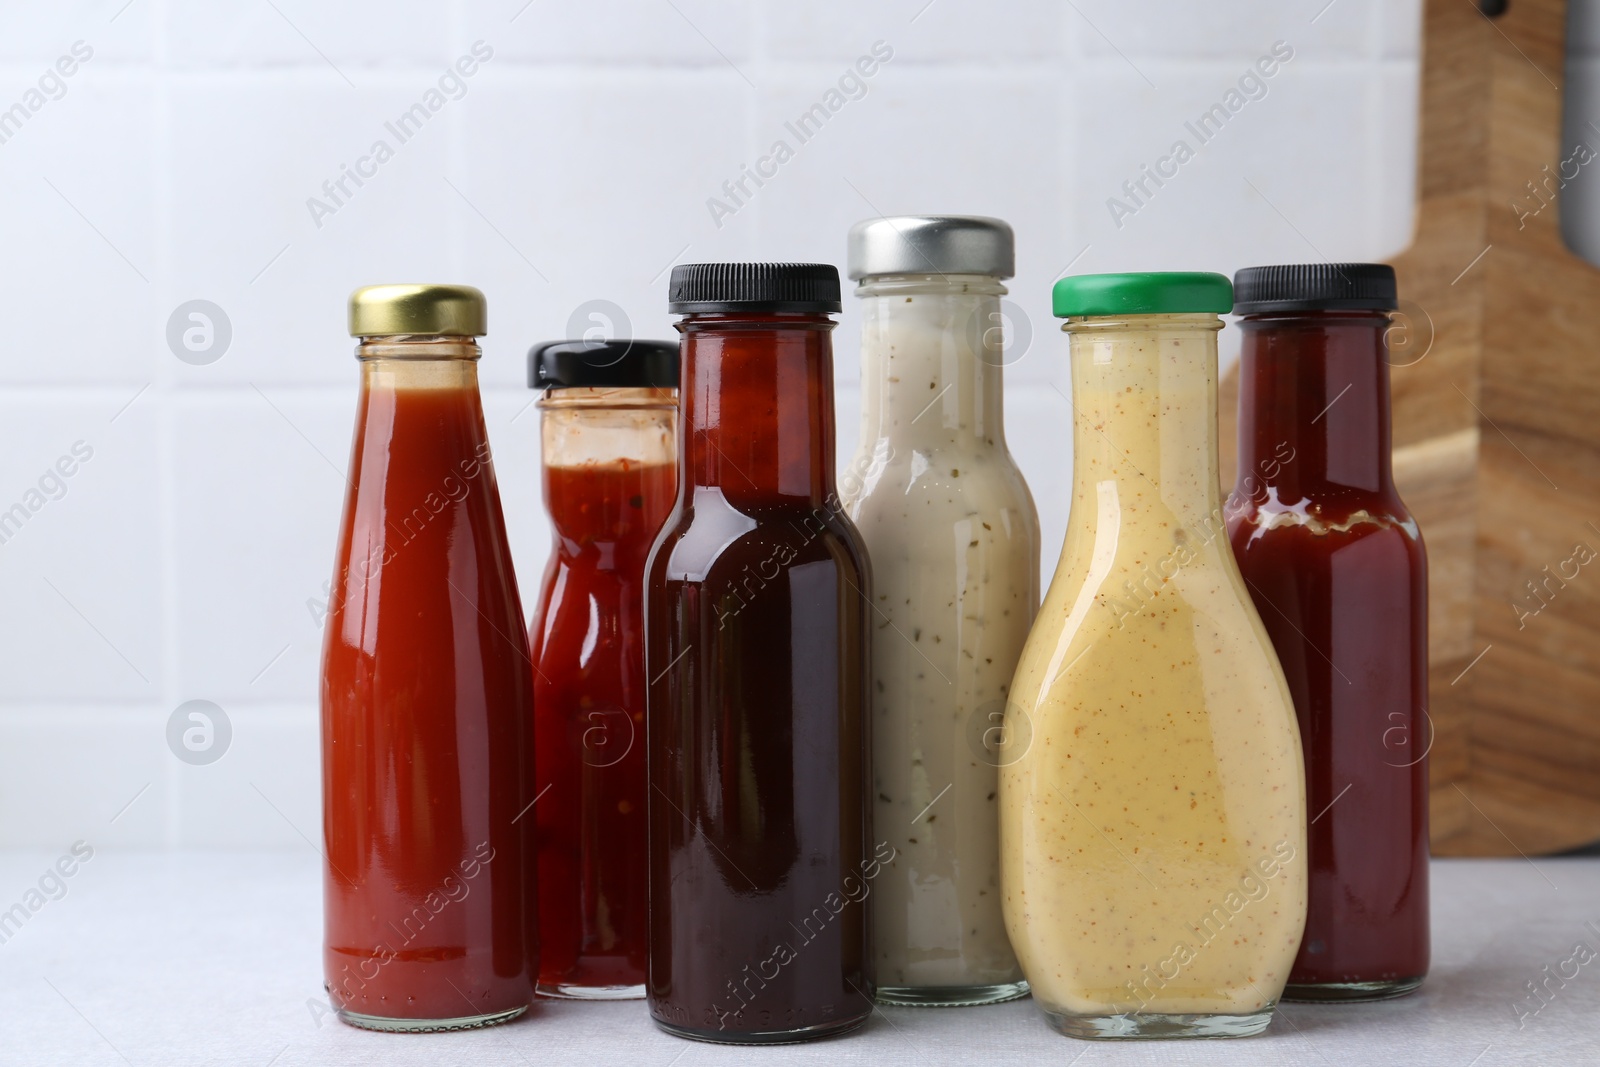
[348,284,487,337]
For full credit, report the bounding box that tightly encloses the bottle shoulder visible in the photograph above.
[1226,493,1426,563]
[533,553,641,615]
[848,445,1035,509]
[649,487,867,585]
[1015,560,1300,744]
[1226,481,1419,526]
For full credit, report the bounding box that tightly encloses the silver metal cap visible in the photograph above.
[847,215,1014,280]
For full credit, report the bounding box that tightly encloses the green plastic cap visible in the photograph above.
[1052,271,1233,318]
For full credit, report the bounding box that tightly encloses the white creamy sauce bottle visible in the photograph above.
[842,215,1040,1006]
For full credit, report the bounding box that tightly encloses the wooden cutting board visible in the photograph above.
[1219,0,1600,856]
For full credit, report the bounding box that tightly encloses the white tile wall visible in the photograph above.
[465,0,754,66]
[1,0,1523,848]
[0,71,155,386]
[166,0,452,69]
[0,2,154,65]
[1070,0,1374,61]
[0,396,160,703]
[454,67,754,389]
[167,72,458,387]
[169,391,351,705]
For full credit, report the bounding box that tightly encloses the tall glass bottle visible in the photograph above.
[645,263,874,1043]
[1001,272,1307,1039]
[528,338,679,999]
[1227,264,1429,1001]
[842,216,1037,1006]
[321,284,537,1031]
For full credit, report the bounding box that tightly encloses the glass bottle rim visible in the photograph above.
[854,272,1009,298]
[1061,312,1223,334]
[355,334,482,360]
[673,311,836,333]
[537,385,677,410]
[1233,308,1394,324]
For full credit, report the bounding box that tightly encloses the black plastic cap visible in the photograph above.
[1232,263,1397,315]
[667,262,842,314]
[528,339,680,389]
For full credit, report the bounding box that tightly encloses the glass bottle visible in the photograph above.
[1000,272,1307,1040]
[1227,263,1429,1001]
[842,216,1037,1006]
[321,284,537,1031]
[527,338,679,999]
[645,263,875,1043]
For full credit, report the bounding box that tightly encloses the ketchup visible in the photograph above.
[645,264,874,1043]
[322,286,537,1030]
[1226,264,1429,1001]
[527,341,678,998]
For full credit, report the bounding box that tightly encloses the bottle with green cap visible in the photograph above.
[322,283,538,1031]
[998,272,1307,1039]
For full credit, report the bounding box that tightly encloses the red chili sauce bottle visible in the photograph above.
[1226,264,1429,1001]
[645,263,875,1042]
[321,285,538,1030]
[527,339,679,999]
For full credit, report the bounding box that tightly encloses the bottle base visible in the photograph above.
[652,1013,869,1045]
[1043,1006,1275,1040]
[538,982,646,1001]
[1282,976,1424,1003]
[876,981,1030,1007]
[337,1004,527,1033]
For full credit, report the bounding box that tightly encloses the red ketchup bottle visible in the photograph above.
[1226,264,1429,1001]
[321,284,538,1030]
[527,338,679,998]
[645,263,875,1043]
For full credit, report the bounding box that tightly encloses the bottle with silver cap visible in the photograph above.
[842,216,1039,1006]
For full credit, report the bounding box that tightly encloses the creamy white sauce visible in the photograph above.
[844,274,1040,994]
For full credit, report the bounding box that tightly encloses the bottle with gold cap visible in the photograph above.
[320,284,538,1031]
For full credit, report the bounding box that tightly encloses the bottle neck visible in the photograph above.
[537,387,678,563]
[342,335,498,593]
[1066,314,1223,527]
[676,312,840,506]
[1234,312,1394,506]
[856,274,1007,449]
[537,387,677,471]
[356,334,483,392]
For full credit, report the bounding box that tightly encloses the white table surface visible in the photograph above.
[1,851,1595,1066]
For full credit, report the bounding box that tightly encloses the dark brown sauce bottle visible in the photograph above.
[645,264,875,1043]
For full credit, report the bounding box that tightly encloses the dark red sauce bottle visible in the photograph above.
[322,284,537,1031]
[527,339,679,999]
[1226,263,1429,1001]
[645,263,875,1043]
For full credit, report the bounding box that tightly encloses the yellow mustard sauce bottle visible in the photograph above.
[1000,271,1307,1040]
